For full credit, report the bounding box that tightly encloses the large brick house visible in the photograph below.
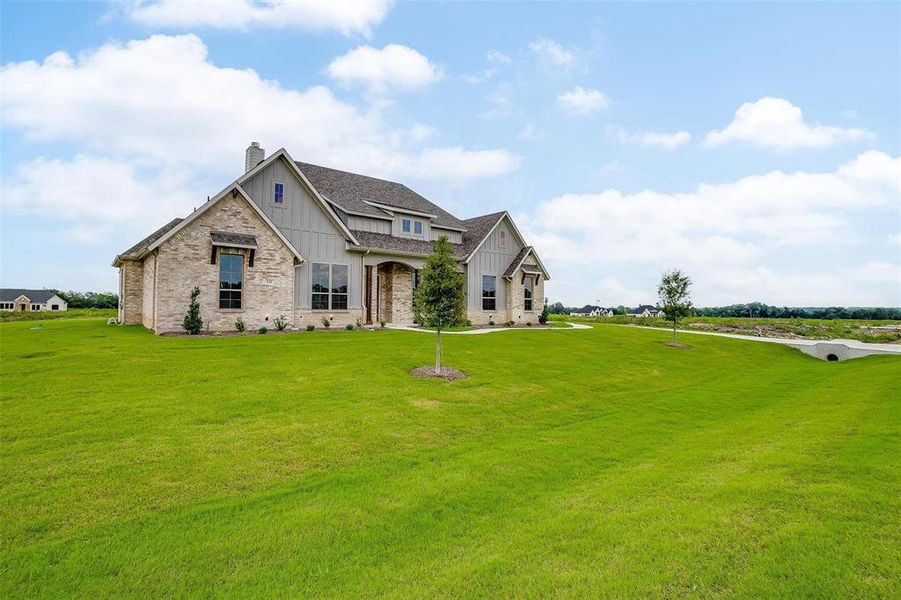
[113,143,550,333]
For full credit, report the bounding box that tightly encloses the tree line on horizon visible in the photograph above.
[545,301,900,321]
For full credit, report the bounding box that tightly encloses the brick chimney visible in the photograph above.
[245,142,265,172]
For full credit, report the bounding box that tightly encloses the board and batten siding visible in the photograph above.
[346,215,391,234]
[432,227,463,244]
[243,158,361,309]
[465,216,523,310]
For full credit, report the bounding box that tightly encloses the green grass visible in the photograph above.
[1,317,898,597]
[560,314,901,343]
[0,308,116,323]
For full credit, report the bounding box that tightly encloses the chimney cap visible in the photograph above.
[250,141,260,148]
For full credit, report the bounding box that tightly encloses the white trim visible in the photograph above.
[239,149,359,245]
[431,224,467,233]
[322,196,393,221]
[362,200,437,219]
[147,184,304,263]
[503,246,551,281]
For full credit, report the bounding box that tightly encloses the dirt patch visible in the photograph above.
[663,342,691,349]
[410,366,467,380]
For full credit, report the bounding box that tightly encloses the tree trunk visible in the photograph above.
[672,318,677,344]
[435,327,442,373]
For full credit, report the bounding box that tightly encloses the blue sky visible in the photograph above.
[1,1,899,306]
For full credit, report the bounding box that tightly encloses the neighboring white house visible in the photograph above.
[628,304,664,318]
[0,289,68,312]
[570,305,615,317]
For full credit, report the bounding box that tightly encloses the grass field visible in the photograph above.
[560,314,901,344]
[1,317,899,597]
[0,308,116,323]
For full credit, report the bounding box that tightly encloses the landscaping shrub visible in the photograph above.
[182,287,203,335]
[258,326,268,334]
[321,317,331,328]
[355,317,363,329]
[274,315,288,331]
[380,319,386,328]
[538,301,550,324]
[526,321,532,326]
[345,323,355,331]
[504,320,514,327]
[488,320,495,326]
[305,324,315,332]
[234,317,246,333]
[465,319,472,327]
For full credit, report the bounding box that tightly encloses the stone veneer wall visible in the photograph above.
[120,260,144,325]
[152,193,296,333]
[374,263,415,324]
[466,254,545,325]
[141,252,156,330]
[508,254,545,324]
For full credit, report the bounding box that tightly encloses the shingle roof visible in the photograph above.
[295,161,466,230]
[350,230,467,258]
[117,218,184,260]
[211,231,257,247]
[0,289,58,303]
[459,211,506,257]
[502,246,533,278]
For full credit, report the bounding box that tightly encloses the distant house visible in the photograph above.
[0,289,68,312]
[628,304,663,318]
[570,305,615,317]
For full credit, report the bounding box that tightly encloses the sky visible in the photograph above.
[1,0,899,307]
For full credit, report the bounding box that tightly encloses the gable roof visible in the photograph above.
[459,211,506,257]
[501,246,551,280]
[113,184,304,267]
[0,289,60,303]
[113,218,184,265]
[239,150,359,245]
[294,161,467,231]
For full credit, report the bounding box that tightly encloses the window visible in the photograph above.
[402,219,411,233]
[481,275,496,310]
[219,253,244,309]
[31,304,41,311]
[274,182,284,204]
[524,276,533,311]
[499,230,506,248]
[414,220,423,235]
[312,263,348,310]
[51,304,59,311]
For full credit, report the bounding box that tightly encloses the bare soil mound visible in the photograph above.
[410,366,467,380]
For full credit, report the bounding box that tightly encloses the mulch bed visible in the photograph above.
[410,366,467,380]
[663,342,691,349]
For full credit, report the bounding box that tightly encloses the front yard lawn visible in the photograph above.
[1,318,898,596]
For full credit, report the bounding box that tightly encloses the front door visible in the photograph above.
[19,303,26,312]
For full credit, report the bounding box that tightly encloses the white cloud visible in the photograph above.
[122,0,393,36]
[486,50,512,65]
[704,97,875,150]
[517,124,546,141]
[526,151,901,305]
[326,44,442,92]
[529,38,579,72]
[0,34,519,242]
[557,86,609,115]
[610,126,691,149]
[460,68,498,84]
[1,154,201,241]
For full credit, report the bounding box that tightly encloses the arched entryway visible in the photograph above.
[365,260,419,325]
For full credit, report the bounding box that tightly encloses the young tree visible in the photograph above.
[182,286,203,335]
[657,269,693,345]
[414,236,465,372]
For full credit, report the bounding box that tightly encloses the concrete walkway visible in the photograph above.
[384,322,591,335]
[623,325,901,361]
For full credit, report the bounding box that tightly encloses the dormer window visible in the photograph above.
[274,182,284,204]
[402,219,411,233]
[414,221,423,235]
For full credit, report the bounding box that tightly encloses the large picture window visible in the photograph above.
[312,263,349,310]
[482,275,496,311]
[219,253,244,309]
[524,275,533,311]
